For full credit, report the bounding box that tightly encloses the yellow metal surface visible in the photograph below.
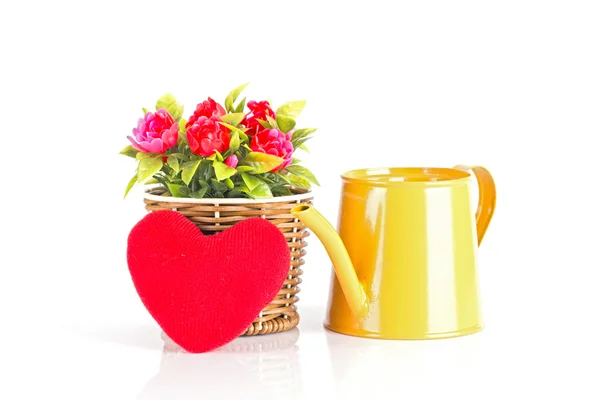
[291,166,496,339]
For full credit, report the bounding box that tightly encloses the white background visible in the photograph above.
[1,0,599,399]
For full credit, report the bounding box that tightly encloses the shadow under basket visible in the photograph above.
[143,186,313,336]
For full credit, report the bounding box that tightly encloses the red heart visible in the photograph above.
[127,210,291,353]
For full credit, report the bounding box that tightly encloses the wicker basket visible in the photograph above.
[143,186,313,336]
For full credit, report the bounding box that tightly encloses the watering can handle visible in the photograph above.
[454,165,496,246]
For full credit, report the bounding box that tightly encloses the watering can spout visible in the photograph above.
[291,204,369,321]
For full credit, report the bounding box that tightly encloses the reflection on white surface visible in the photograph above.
[324,329,485,398]
[137,329,303,400]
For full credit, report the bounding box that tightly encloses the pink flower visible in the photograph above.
[186,116,230,156]
[242,100,276,137]
[224,155,238,168]
[186,98,226,128]
[250,128,293,172]
[128,109,178,154]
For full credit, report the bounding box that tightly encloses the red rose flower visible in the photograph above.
[186,98,226,128]
[242,100,276,137]
[186,116,230,156]
[250,128,293,172]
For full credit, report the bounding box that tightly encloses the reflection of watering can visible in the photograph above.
[291,166,496,339]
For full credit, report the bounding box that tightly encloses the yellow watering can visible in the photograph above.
[291,165,496,339]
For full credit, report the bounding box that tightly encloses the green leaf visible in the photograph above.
[228,132,240,155]
[220,123,249,144]
[120,145,139,158]
[213,161,237,181]
[291,158,302,165]
[227,189,244,198]
[142,107,151,114]
[198,180,209,189]
[266,115,278,129]
[189,187,208,199]
[219,122,249,144]
[136,152,150,160]
[243,152,283,174]
[276,100,306,119]
[236,166,255,173]
[181,159,201,185]
[291,128,315,149]
[258,119,271,129]
[259,174,274,184]
[123,174,137,198]
[198,160,211,180]
[276,115,296,133]
[292,134,313,147]
[156,93,184,121]
[286,165,320,185]
[213,191,225,198]
[137,157,163,184]
[206,151,223,162]
[271,185,292,197]
[238,130,249,144]
[178,118,188,132]
[288,174,311,189]
[299,143,310,152]
[276,172,291,184]
[234,97,246,113]
[224,178,234,189]
[167,183,184,197]
[224,83,249,112]
[170,153,188,161]
[220,112,245,126]
[178,186,190,196]
[241,172,262,191]
[211,179,228,192]
[291,128,317,142]
[250,181,273,199]
[167,155,180,173]
[237,181,251,194]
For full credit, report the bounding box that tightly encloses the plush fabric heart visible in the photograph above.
[127,210,290,353]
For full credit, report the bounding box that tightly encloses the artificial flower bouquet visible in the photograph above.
[120,84,319,199]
